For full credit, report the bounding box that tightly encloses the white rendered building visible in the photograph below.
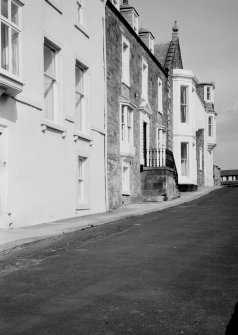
[172,69,216,190]
[0,0,107,228]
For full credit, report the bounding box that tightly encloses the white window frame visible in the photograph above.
[120,104,133,145]
[205,85,213,102]
[180,85,188,123]
[122,159,130,195]
[157,77,163,114]
[0,0,21,78]
[141,57,148,100]
[75,61,87,132]
[121,35,130,87]
[199,147,203,171]
[77,156,87,205]
[181,142,189,177]
[44,40,60,123]
[208,116,213,137]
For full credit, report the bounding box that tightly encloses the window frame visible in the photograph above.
[141,57,148,100]
[181,142,189,177]
[157,77,163,114]
[208,116,213,137]
[77,156,86,205]
[120,104,134,146]
[43,39,61,123]
[121,35,130,87]
[180,85,188,123]
[75,61,88,133]
[0,0,21,78]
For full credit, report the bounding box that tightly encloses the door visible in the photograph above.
[143,122,147,166]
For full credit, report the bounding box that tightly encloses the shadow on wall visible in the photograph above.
[225,302,238,334]
[0,95,18,123]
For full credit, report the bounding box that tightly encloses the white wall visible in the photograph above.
[0,0,106,228]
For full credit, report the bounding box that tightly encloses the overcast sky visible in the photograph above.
[130,0,238,170]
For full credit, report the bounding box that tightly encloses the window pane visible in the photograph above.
[44,75,54,120]
[181,143,187,159]
[1,22,9,70]
[75,92,83,131]
[181,87,187,104]
[11,29,19,75]
[11,1,18,24]
[75,66,84,93]
[44,44,55,76]
[1,0,8,18]
[181,106,187,123]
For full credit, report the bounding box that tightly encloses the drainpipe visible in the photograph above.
[102,14,108,212]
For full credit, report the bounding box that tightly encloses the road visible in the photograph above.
[0,187,238,335]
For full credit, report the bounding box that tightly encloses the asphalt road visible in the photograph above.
[0,187,238,335]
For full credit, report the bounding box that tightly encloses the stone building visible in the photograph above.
[106,0,178,210]
[221,170,238,186]
[213,165,221,186]
[0,0,107,228]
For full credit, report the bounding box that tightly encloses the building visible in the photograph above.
[221,170,238,186]
[155,23,217,191]
[213,165,221,186]
[0,0,107,228]
[106,0,178,210]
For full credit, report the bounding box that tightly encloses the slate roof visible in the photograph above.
[221,170,238,177]
[154,42,171,67]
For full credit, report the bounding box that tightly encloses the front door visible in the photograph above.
[143,122,147,166]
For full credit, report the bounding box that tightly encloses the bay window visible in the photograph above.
[0,0,21,76]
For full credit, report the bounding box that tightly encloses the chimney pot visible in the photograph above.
[172,21,179,41]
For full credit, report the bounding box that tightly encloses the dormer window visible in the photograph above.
[204,85,214,102]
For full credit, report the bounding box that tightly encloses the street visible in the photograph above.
[0,187,238,335]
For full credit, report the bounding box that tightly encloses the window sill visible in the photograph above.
[0,71,24,96]
[74,130,92,143]
[76,203,90,210]
[74,23,90,39]
[65,115,75,123]
[41,120,67,137]
[122,191,130,196]
[45,0,63,14]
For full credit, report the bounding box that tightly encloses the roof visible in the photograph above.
[221,170,238,176]
[154,42,171,67]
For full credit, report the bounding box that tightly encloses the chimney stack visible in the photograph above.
[172,21,179,41]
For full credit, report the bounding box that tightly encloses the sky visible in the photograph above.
[130,0,238,170]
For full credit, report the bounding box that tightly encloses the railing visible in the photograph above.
[144,148,178,185]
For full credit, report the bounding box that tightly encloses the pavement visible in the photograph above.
[0,186,220,253]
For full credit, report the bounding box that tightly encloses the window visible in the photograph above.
[76,0,83,26]
[44,42,59,122]
[1,0,20,76]
[122,36,130,86]
[208,116,213,137]
[141,58,148,100]
[158,77,163,113]
[122,160,130,195]
[180,86,188,123]
[199,147,203,171]
[181,142,189,176]
[205,86,212,101]
[77,157,86,203]
[75,62,87,132]
[121,105,133,144]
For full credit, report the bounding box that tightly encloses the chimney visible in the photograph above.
[172,21,179,41]
[122,0,129,5]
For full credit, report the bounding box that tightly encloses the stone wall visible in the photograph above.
[106,2,169,210]
[196,129,205,186]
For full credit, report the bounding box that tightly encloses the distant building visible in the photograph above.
[221,170,238,186]
[213,165,221,186]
